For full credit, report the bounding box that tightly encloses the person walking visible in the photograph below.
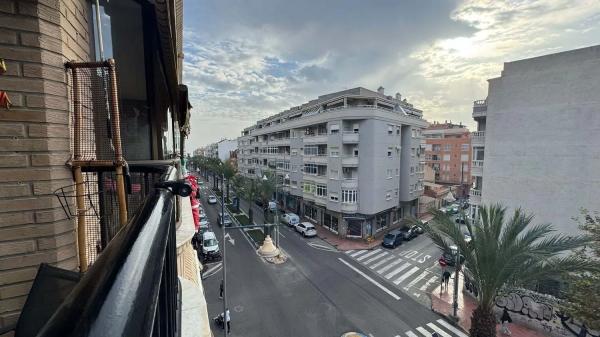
[219,279,224,299]
[225,308,231,333]
[443,270,451,291]
[500,308,512,335]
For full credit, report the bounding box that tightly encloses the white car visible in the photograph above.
[207,195,217,204]
[294,222,317,237]
[281,213,300,227]
[201,231,220,258]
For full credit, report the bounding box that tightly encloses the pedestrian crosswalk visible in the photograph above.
[345,248,441,298]
[398,319,468,337]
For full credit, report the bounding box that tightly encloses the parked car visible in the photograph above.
[455,217,466,224]
[449,204,459,214]
[207,195,218,204]
[217,212,233,227]
[201,231,220,259]
[281,213,300,227]
[199,219,210,231]
[382,230,403,248]
[294,222,317,237]
[399,226,418,241]
[440,245,465,266]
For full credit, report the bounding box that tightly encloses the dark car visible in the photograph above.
[217,212,233,227]
[399,227,418,241]
[441,245,465,266]
[382,230,403,248]
[455,217,466,224]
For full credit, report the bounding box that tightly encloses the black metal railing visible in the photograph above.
[38,163,181,337]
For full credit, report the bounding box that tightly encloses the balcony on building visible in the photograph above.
[471,159,484,176]
[470,188,482,205]
[341,155,359,167]
[471,131,486,147]
[341,202,359,213]
[342,130,360,143]
[472,99,487,118]
[303,124,328,143]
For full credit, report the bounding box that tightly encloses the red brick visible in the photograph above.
[0,268,37,287]
[30,153,70,166]
[0,167,72,183]
[0,213,34,228]
[0,155,27,168]
[0,124,25,137]
[0,241,36,257]
[0,282,32,300]
[0,184,31,198]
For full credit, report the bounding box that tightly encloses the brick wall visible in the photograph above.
[0,0,91,330]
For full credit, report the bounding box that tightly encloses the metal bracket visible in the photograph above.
[155,180,192,197]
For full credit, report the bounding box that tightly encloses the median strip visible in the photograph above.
[338,258,401,300]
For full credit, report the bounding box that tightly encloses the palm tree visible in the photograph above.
[222,159,236,201]
[419,204,595,337]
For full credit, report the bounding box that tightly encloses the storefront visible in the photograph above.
[323,212,339,234]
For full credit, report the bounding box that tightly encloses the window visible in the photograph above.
[396,127,400,135]
[291,149,298,156]
[330,193,339,202]
[291,180,298,187]
[304,164,318,174]
[353,148,359,157]
[353,123,359,133]
[342,190,357,203]
[411,148,415,156]
[443,154,450,161]
[386,169,393,178]
[387,147,393,157]
[323,213,339,233]
[330,147,339,157]
[330,124,339,134]
[395,168,399,176]
[444,144,452,151]
[316,184,327,197]
[432,144,441,151]
[410,166,415,174]
[461,154,469,161]
[394,188,399,196]
[303,182,316,193]
[461,143,469,151]
[375,212,388,232]
[409,184,414,192]
[385,190,392,200]
[388,125,393,135]
[304,145,318,156]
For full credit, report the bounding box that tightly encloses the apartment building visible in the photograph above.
[423,121,472,198]
[203,139,238,162]
[238,87,427,239]
[468,45,600,238]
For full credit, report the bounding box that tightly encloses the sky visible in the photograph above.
[182,0,600,151]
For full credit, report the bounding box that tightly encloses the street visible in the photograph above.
[196,177,465,337]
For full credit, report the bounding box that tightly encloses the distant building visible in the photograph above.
[238,87,427,239]
[469,45,600,238]
[202,139,238,162]
[423,121,472,198]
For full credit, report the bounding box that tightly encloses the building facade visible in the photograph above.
[238,87,427,239]
[200,139,238,162]
[423,121,472,198]
[469,45,600,238]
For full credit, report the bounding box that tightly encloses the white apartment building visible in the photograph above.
[238,87,427,239]
[202,139,238,162]
[469,45,600,237]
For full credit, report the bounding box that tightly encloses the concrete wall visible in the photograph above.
[482,45,600,236]
[0,0,91,328]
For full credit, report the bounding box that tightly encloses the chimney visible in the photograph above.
[378,86,384,95]
[395,92,401,100]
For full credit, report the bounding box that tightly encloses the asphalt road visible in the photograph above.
[196,176,465,337]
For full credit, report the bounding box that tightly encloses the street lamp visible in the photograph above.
[257,174,279,257]
[220,168,228,336]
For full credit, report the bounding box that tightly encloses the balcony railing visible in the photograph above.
[342,131,360,143]
[471,160,484,176]
[341,156,359,166]
[40,163,184,337]
[473,99,487,118]
[471,131,485,146]
[303,154,328,164]
[470,188,482,205]
[303,133,328,143]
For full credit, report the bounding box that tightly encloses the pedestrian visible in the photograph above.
[432,333,440,337]
[500,308,512,335]
[219,279,224,299]
[443,270,451,291]
[578,324,588,337]
[225,307,231,333]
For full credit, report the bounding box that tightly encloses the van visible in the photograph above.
[282,213,300,226]
[202,231,220,258]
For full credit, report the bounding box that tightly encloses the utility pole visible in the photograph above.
[453,161,465,319]
[221,172,228,336]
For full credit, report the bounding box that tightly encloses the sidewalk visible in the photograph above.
[431,273,547,337]
[314,225,382,251]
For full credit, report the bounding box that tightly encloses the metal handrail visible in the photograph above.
[37,164,182,337]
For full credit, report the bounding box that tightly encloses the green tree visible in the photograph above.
[561,209,600,330]
[222,159,237,201]
[417,204,595,337]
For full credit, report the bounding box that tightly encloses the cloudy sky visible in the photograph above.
[183,0,600,151]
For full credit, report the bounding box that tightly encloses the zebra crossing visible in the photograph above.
[344,248,441,298]
[399,319,468,337]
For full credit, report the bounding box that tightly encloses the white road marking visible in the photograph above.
[356,249,382,261]
[404,270,429,290]
[363,251,389,264]
[436,319,469,337]
[394,266,420,285]
[377,259,404,274]
[350,250,368,257]
[385,262,411,279]
[416,326,431,336]
[345,250,355,255]
[338,258,401,300]
[427,323,452,337]
[420,275,440,291]
[279,231,286,238]
[370,255,395,269]
[405,332,419,337]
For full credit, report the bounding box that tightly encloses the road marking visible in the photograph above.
[356,249,382,261]
[385,262,411,279]
[338,258,401,300]
[307,242,338,252]
[427,323,452,337]
[370,255,395,269]
[420,275,440,291]
[405,332,419,337]
[350,250,368,257]
[363,251,388,264]
[345,250,355,255]
[416,326,431,336]
[436,319,469,337]
[377,258,404,274]
[393,266,420,285]
[279,231,286,238]
[404,270,429,290]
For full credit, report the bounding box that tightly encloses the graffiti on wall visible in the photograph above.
[495,291,555,321]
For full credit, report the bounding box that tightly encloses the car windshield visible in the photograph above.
[204,239,217,246]
[384,234,395,240]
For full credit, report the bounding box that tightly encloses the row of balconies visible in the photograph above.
[471,159,484,176]
[471,131,485,146]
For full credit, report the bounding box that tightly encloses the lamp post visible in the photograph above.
[220,171,228,336]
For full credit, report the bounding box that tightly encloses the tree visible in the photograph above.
[561,209,600,330]
[222,159,236,201]
[417,204,596,337]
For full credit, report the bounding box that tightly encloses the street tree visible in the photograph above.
[561,209,600,330]
[222,159,237,201]
[417,204,595,337]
